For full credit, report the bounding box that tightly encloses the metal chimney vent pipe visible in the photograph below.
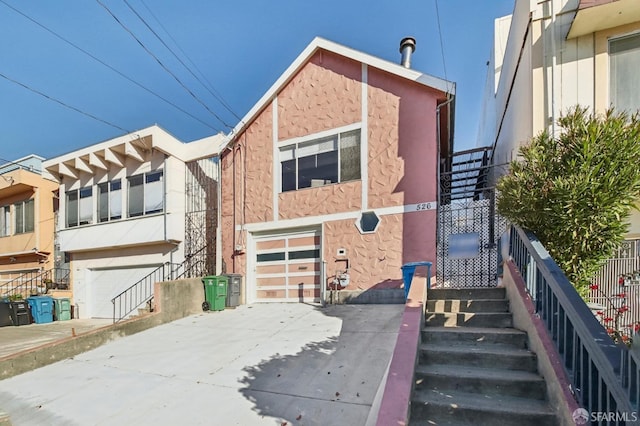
[399,37,416,68]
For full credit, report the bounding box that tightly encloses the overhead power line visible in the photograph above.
[131,0,241,121]
[0,0,219,132]
[96,0,234,130]
[434,0,452,94]
[0,71,131,133]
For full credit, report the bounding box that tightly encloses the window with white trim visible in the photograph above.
[280,129,361,192]
[0,205,10,236]
[128,170,163,217]
[610,33,640,113]
[98,179,122,222]
[66,187,93,227]
[14,199,34,234]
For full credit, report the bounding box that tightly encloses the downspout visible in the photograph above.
[550,0,557,136]
[216,155,222,275]
[163,155,172,267]
[232,143,237,274]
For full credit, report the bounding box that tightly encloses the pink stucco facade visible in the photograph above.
[220,46,447,300]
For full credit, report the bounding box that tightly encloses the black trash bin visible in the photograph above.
[9,300,31,326]
[0,298,11,327]
[224,274,242,307]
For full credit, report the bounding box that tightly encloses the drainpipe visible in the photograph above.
[549,0,557,137]
[216,156,222,275]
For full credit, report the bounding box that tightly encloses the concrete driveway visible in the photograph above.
[0,303,403,425]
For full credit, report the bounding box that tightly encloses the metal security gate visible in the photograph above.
[437,147,506,288]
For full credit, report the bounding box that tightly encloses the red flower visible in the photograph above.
[590,284,599,290]
[619,277,625,285]
[618,293,627,298]
[604,317,613,323]
[607,327,615,333]
[622,335,630,342]
[619,306,629,313]
[596,311,604,316]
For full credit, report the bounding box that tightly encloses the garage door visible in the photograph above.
[89,265,161,318]
[255,231,321,302]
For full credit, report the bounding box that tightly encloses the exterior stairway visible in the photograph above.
[410,287,557,425]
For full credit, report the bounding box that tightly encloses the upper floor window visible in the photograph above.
[66,187,92,228]
[98,179,122,222]
[0,205,10,236]
[128,170,163,217]
[14,199,34,234]
[610,33,640,113]
[280,129,361,192]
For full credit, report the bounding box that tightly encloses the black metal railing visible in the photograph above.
[0,268,70,298]
[510,225,639,423]
[111,245,211,323]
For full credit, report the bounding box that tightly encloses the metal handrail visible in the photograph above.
[510,225,639,420]
[0,268,70,298]
[111,245,212,323]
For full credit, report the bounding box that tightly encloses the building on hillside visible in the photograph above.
[482,0,640,331]
[43,126,222,319]
[0,155,59,297]
[218,37,455,304]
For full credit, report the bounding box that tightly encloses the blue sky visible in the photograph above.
[0,0,515,162]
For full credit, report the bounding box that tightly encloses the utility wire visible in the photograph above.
[134,0,241,121]
[434,0,452,94]
[0,0,219,131]
[0,0,219,132]
[96,0,233,130]
[0,71,131,133]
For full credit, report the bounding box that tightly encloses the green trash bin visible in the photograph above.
[54,298,72,321]
[202,276,228,312]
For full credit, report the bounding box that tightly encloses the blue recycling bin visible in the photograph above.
[26,296,54,324]
[401,261,432,299]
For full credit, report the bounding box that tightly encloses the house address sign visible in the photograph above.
[406,201,437,212]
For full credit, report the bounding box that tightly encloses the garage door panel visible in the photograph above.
[255,231,320,302]
[288,262,320,273]
[257,289,287,299]
[256,264,286,274]
[90,266,161,319]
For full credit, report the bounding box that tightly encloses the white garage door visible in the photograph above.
[89,265,161,318]
[255,231,321,302]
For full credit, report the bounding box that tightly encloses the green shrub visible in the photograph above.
[497,107,640,297]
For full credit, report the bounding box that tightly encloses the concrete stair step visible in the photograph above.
[414,364,547,399]
[428,287,505,301]
[411,388,556,426]
[422,326,528,348]
[420,343,538,372]
[426,298,509,313]
[425,312,513,328]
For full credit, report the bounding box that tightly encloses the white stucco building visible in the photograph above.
[43,126,222,318]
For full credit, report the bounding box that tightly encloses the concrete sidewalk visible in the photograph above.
[0,319,113,359]
[0,303,403,425]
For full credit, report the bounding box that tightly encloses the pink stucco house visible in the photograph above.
[218,37,454,304]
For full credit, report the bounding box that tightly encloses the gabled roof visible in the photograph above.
[219,37,455,153]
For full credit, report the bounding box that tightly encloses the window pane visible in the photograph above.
[24,200,34,233]
[1,206,9,236]
[288,249,319,260]
[66,191,78,227]
[79,187,93,225]
[281,159,297,192]
[145,171,163,214]
[98,183,109,223]
[340,130,361,182]
[610,34,640,112]
[298,151,338,189]
[15,202,24,233]
[298,137,336,157]
[257,252,286,262]
[110,180,122,220]
[128,175,144,217]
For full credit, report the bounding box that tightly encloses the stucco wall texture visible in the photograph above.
[220,48,442,293]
